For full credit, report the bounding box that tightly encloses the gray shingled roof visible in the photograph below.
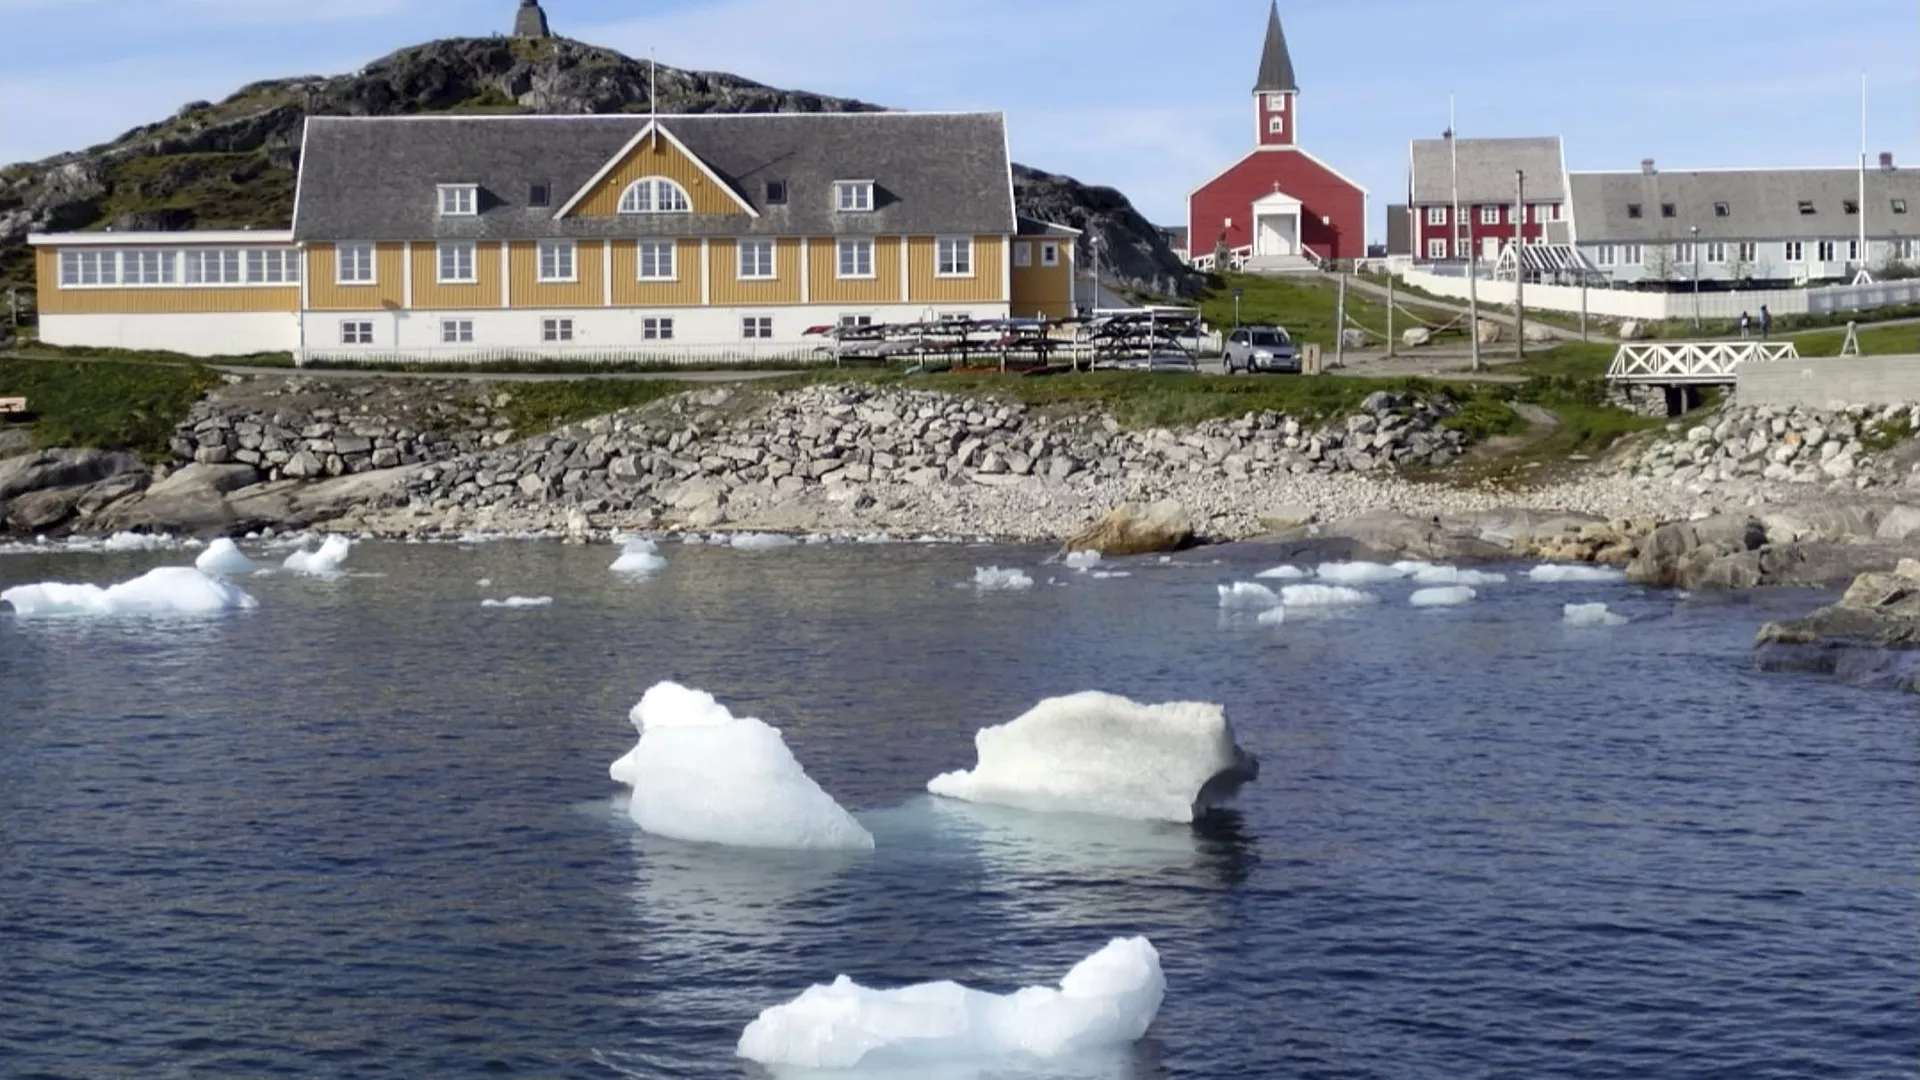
[1254,2,1298,94]
[293,112,1014,242]
[1568,168,1920,242]
[1408,136,1565,204]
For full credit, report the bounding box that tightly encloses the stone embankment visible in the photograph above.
[1754,560,1920,692]
[1621,402,1917,490]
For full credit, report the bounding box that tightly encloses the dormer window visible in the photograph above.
[1626,203,1642,219]
[1713,202,1730,217]
[618,177,691,214]
[1843,199,1859,215]
[765,180,787,205]
[438,184,477,216]
[529,183,551,208]
[1659,203,1676,218]
[834,180,875,213]
[1797,200,1816,215]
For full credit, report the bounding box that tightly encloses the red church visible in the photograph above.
[1188,3,1367,270]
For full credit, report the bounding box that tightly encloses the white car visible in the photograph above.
[1222,326,1301,374]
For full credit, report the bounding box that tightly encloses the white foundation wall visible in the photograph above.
[1397,269,1920,323]
[298,303,1012,364]
[39,312,299,357]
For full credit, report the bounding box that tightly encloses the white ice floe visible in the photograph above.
[1090,571,1132,579]
[1280,583,1379,607]
[102,531,181,552]
[1527,564,1626,583]
[610,537,668,574]
[1409,585,1476,607]
[609,682,873,851]
[481,596,553,608]
[1216,581,1280,610]
[737,936,1165,1071]
[1563,602,1629,627]
[1,566,258,617]
[1315,561,1408,585]
[1409,565,1508,587]
[1390,560,1438,575]
[193,538,256,578]
[972,567,1034,591]
[1063,550,1102,572]
[729,532,800,550]
[928,691,1257,823]
[1254,564,1306,580]
[282,535,352,575]
[1256,606,1287,625]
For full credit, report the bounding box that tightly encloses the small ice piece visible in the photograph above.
[1410,585,1476,607]
[1528,564,1626,583]
[282,535,352,575]
[102,531,172,552]
[476,578,492,587]
[1280,583,1378,606]
[1315,561,1408,585]
[737,936,1165,1070]
[2,566,258,617]
[1254,564,1306,579]
[972,567,1034,591]
[1255,605,1287,625]
[481,596,553,608]
[610,537,668,574]
[1411,565,1509,586]
[1390,560,1438,575]
[193,538,255,577]
[1216,581,1281,610]
[1563,602,1629,626]
[610,682,873,850]
[1090,571,1132,579]
[928,691,1258,823]
[1063,550,1102,572]
[730,532,799,550]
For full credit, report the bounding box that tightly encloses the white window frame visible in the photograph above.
[1595,244,1616,266]
[183,249,245,285]
[1013,241,1033,268]
[440,318,474,344]
[1815,240,1835,263]
[537,239,576,283]
[336,242,376,285]
[339,320,374,345]
[1897,239,1917,260]
[834,180,875,213]
[1784,241,1804,263]
[1426,206,1446,225]
[741,315,773,340]
[1040,242,1060,267]
[437,241,477,284]
[636,240,677,281]
[438,184,477,217]
[1738,242,1756,262]
[1705,242,1727,264]
[838,314,873,329]
[1846,239,1860,261]
[541,317,574,342]
[1622,244,1641,265]
[737,239,776,280]
[642,316,674,341]
[617,176,692,215]
[837,237,875,279]
[1675,242,1694,265]
[935,236,974,278]
[1267,116,1285,135]
[123,249,176,285]
[1425,238,1447,259]
[245,249,300,284]
[1479,204,1499,225]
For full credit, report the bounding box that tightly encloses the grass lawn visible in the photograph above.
[0,355,221,459]
[497,379,696,438]
[1198,272,1464,350]
[1792,321,1920,357]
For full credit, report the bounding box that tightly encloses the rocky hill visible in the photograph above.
[0,36,1198,298]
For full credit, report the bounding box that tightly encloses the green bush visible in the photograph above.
[1441,397,1524,440]
[0,356,219,459]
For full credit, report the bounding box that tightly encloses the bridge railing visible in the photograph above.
[1605,341,1799,385]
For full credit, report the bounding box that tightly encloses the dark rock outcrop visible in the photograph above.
[0,37,1195,298]
[1755,561,1920,692]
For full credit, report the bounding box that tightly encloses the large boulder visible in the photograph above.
[92,463,261,536]
[3,484,92,533]
[1754,560,1920,692]
[1626,516,1766,588]
[1065,500,1193,556]
[225,467,414,532]
[1289,510,1510,562]
[0,447,144,502]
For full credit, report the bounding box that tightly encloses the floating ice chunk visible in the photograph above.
[1410,585,1476,607]
[1280,583,1378,607]
[481,596,553,608]
[193,538,256,577]
[1090,571,1132,579]
[1217,581,1281,610]
[1315,561,1407,585]
[730,532,799,550]
[1254,564,1306,580]
[609,682,873,851]
[1411,565,1509,586]
[102,531,174,552]
[737,936,1165,1070]
[1063,550,1102,572]
[1390,560,1438,575]
[2,566,258,617]
[1527,564,1626,583]
[610,537,668,574]
[282,535,352,575]
[1256,605,1287,625]
[1563,602,1629,626]
[972,567,1034,591]
[928,691,1257,823]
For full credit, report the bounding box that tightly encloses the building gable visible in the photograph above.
[556,122,757,219]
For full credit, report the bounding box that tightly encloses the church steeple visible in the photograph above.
[1252,2,1298,148]
[513,0,552,39]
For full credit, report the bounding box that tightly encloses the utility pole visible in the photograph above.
[1690,224,1701,329]
[1386,274,1396,357]
[1514,169,1526,360]
[1856,73,1871,284]
[1334,272,1347,368]
[1448,94,1480,372]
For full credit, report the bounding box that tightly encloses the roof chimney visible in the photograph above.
[1640,158,1656,176]
[1880,151,1896,171]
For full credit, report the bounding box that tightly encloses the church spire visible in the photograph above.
[1253,2,1298,94]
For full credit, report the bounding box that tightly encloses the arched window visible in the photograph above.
[618,177,691,214]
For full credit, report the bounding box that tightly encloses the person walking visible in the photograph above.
[1760,305,1772,339]
[1738,311,1751,339]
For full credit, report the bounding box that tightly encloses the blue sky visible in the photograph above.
[2,0,1915,242]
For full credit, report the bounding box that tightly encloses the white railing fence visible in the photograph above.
[1400,267,1920,323]
[1606,341,1799,384]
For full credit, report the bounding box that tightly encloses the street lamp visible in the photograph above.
[1447,95,1480,373]
[1689,224,1701,329]
[1232,287,1243,333]
[1088,235,1102,319]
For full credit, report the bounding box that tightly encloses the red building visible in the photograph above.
[1188,2,1367,270]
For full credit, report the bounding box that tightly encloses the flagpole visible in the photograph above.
[1449,93,1480,372]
